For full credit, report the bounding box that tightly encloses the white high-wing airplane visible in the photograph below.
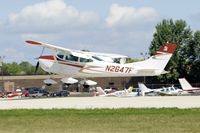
[138,83,182,96]
[25,40,176,81]
[179,78,200,94]
[96,87,138,97]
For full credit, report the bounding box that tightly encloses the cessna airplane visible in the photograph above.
[179,78,200,95]
[25,40,176,84]
[138,83,182,96]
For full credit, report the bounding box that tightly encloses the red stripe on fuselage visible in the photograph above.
[59,62,84,68]
[80,66,104,73]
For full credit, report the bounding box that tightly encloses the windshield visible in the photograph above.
[92,56,103,61]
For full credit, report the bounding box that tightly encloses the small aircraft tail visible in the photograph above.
[96,87,106,96]
[138,83,152,96]
[178,78,193,91]
[127,86,134,92]
[132,43,177,76]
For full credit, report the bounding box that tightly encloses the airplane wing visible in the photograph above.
[26,40,91,59]
[82,51,128,63]
[26,40,71,52]
[88,52,128,59]
[26,40,128,62]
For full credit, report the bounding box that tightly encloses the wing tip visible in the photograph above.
[25,40,42,45]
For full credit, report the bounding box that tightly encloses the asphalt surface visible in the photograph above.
[1,96,200,109]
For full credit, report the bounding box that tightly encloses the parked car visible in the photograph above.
[55,90,70,97]
[25,87,49,98]
[0,90,8,98]
[22,90,29,97]
[28,91,43,98]
[49,92,56,97]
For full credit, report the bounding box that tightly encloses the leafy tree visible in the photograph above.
[19,61,35,75]
[1,61,47,76]
[1,63,9,76]
[186,31,200,82]
[6,62,22,76]
[149,19,193,83]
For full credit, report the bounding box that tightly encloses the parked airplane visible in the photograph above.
[138,83,182,96]
[138,83,155,96]
[25,40,176,83]
[157,86,182,96]
[96,86,138,97]
[179,78,200,94]
[7,89,23,99]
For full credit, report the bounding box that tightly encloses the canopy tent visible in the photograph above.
[61,77,78,84]
[79,80,97,86]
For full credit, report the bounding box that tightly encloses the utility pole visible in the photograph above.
[0,56,5,88]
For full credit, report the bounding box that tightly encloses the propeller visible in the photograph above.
[35,47,45,74]
[35,61,40,74]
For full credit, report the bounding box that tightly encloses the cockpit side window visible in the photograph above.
[57,51,65,59]
[113,58,126,64]
[113,58,120,63]
[57,51,92,63]
[68,54,78,62]
[80,57,93,63]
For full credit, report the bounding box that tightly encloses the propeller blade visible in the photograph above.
[35,61,40,74]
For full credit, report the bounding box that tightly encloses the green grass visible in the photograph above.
[0,108,200,133]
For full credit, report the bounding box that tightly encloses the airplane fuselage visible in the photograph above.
[38,55,161,78]
[25,40,176,79]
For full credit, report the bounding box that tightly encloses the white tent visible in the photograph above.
[79,80,97,86]
[61,77,78,84]
[43,78,57,85]
[16,89,22,92]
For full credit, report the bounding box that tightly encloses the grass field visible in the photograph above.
[0,108,200,133]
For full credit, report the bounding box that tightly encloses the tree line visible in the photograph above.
[1,61,47,76]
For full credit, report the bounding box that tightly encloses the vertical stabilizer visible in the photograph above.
[133,43,177,76]
[96,87,106,96]
[127,86,134,92]
[178,78,193,90]
[138,83,153,96]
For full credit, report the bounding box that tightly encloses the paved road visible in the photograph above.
[0,96,200,109]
